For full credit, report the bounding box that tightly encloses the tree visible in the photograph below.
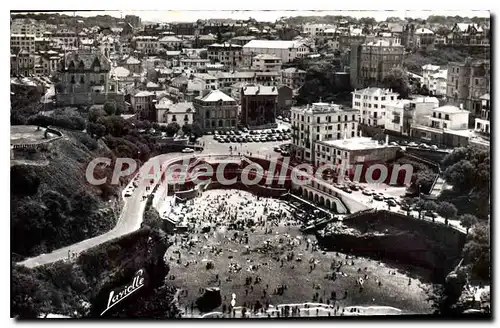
[199,50,207,59]
[437,202,457,225]
[103,101,116,116]
[182,124,192,136]
[414,198,426,218]
[462,223,490,280]
[165,122,180,137]
[381,68,410,98]
[87,122,107,139]
[459,214,478,234]
[422,200,437,220]
[192,122,204,138]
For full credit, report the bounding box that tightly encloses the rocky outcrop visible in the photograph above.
[317,210,466,279]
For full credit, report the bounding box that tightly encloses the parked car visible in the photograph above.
[373,194,384,201]
[430,145,438,150]
[408,142,418,147]
[274,146,281,152]
[281,151,291,157]
[362,189,373,196]
[386,199,397,207]
[182,148,194,153]
[341,186,352,193]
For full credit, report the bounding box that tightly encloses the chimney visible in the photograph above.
[460,103,463,109]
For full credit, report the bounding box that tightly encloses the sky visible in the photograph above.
[38,10,490,24]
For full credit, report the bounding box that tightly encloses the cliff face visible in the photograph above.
[317,211,466,279]
[12,227,179,319]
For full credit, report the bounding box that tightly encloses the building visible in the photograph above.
[302,23,336,37]
[11,18,46,37]
[291,102,360,163]
[242,40,309,64]
[315,137,399,168]
[10,34,35,54]
[281,67,306,90]
[159,36,182,49]
[125,15,142,28]
[54,50,123,106]
[421,64,447,96]
[352,87,399,127]
[38,50,60,76]
[240,84,278,128]
[447,23,488,46]
[207,43,243,69]
[350,39,404,89]
[131,90,155,113]
[12,50,35,76]
[411,105,470,146]
[214,71,256,89]
[474,93,490,135]
[251,54,282,72]
[446,59,490,116]
[277,85,294,116]
[134,36,160,54]
[155,99,194,126]
[193,90,238,131]
[122,56,142,74]
[51,31,79,49]
[192,73,218,90]
[384,97,439,136]
[413,28,435,47]
[179,58,210,71]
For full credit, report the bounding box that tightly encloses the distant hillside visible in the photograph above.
[11,129,124,259]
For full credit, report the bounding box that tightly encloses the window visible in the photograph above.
[337,124,341,130]
[368,104,372,108]
[381,96,386,101]
[317,117,320,123]
[374,104,378,108]
[443,123,448,129]
[374,96,378,100]
[80,76,84,84]
[338,116,341,122]
[445,114,450,120]
[351,131,355,137]
[172,115,177,121]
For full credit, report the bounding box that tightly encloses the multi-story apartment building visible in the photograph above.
[38,50,60,76]
[159,36,183,49]
[131,90,155,113]
[214,71,256,89]
[474,93,490,135]
[10,34,35,54]
[251,54,282,72]
[281,67,306,90]
[352,87,399,127]
[350,39,404,89]
[193,90,238,131]
[192,73,218,90]
[207,43,243,68]
[54,50,123,106]
[421,64,447,96]
[411,105,470,146]
[240,84,278,128]
[51,31,79,49]
[155,100,194,126]
[11,18,46,37]
[291,102,360,163]
[384,97,439,136]
[133,36,160,54]
[302,23,336,37]
[242,40,309,64]
[179,58,210,71]
[446,59,490,116]
[121,56,142,74]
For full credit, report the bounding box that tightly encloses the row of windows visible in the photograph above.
[294,114,357,123]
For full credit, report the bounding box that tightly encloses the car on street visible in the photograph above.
[386,199,397,207]
[408,142,418,147]
[182,148,195,153]
[362,189,373,196]
[273,146,281,152]
[281,151,291,157]
[373,194,384,201]
[430,145,438,150]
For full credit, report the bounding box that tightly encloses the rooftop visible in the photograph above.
[353,87,399,97]
[157,101,194,113]
[253,54,282,60]
[433,105,470,114]
[242,84,279,96]
[422,64,440,71]
[198,90,236,102]
[292,102,356,114]
[111,66,131,78]
[319,137,395,151]
[415,28,434,35]
[125,56,141,65]
[243,39,303,49]
[282,67,306,74]
[134,91,155,98]
[208,43,242,48]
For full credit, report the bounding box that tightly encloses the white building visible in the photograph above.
[134,36,160,54]
[159,36,182,49]
[179,58,210,70]
[192,73,218,90]
[155,99,194,126]
[10,34,36,54]
[474,93,490,134]
[242,40,309,64]
[207,43,243,68]
[251,54,282,72]
[422,64,448,96]
[302,23,336,37]
[384,97,439,136]
[352,87,399,127]
[291,102,360,163]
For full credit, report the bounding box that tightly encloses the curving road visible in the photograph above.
[17,152,189,268]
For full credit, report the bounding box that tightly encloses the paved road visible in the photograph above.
[17,152,186,268]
